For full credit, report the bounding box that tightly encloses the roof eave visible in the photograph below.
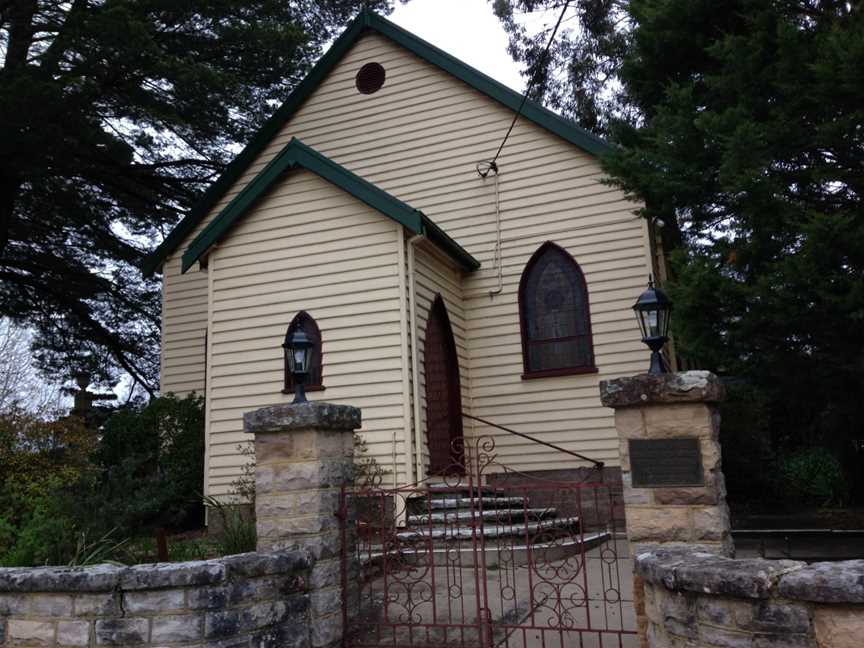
[142,8,609,277]
[179,138,478,274]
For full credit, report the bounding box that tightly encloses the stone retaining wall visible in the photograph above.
[636,548,864,648]
[0,551,312,648]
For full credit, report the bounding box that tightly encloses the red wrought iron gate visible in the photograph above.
[340,437,637,648]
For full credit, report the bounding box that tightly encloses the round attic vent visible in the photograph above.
[356,62,386,94]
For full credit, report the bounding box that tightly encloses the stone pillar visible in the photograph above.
[600,371,732,648]
[244,401,361,648]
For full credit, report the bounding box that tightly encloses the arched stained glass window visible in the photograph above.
[283,311,324,392]
[518,242,596,378]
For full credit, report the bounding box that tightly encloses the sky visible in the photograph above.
[388,0,530,93]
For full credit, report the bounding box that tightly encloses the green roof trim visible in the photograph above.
[142,9,610,276]
[180,138,479,273]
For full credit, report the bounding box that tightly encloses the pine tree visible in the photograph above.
[0,0,391,393]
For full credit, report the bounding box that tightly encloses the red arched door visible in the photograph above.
[424,296,465,474]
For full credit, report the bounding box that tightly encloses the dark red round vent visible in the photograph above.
[355,62,386,94]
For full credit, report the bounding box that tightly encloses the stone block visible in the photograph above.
[0,592,73,616]
[0,564,123,592]
[698,624,755,648]
[261,531,341,560]
[120,560,225,590]
[57,620,90,647]
[123,588,185,614]
[255,429,353,464]
[692,505,731,542]
[696,596,754,628]
[636,549,805,599]
[205,608,242,639]
[256,490,341,519]
[94,618,149,645]
[627,506,692,543]
[8,619,55,647]
[654,485,718,506]
[309,561,341,589]
[814,606,864,648]
[778,561,864,603]
[222,550,312,580]
[151,614,203,642]
[311,612,343,648]
[749,601,811,634]
[642,403,715,439]
[256,460,352,495]
[615,408,645,438]
[257,514,338,539]
[600,371,725,408]
[311,587,342,617]
[252,621,308,648]
[74,592,120,616]
[752,633,815,648]
[244,401,361,434]
[622,472,653,505]
[702,439,723,471]
[242,600,291,630]
[206,599,304,640]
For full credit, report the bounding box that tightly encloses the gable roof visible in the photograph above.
[142,9,611,276]
[181,138,479,273]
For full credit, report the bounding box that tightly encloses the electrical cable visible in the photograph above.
[487,0,572,168]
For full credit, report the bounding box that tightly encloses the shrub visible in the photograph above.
[718,382,777,507]
[0,488,77,567]
[88,393,205,537]
[779,447,850,507]
[202,495,257,555]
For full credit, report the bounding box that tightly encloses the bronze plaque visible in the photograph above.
[629,438,704,488]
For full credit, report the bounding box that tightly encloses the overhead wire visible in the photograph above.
[487,0,572,169]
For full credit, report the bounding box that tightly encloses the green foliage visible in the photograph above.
[0,0,392,389]
[779,448,850,508]
[0,489,78,567]
[0,412,96,564]
[718,382,776,508]
[87,394,205,537]
[0,394,207,566]
[202,495,257,556]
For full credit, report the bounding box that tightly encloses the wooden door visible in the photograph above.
[424,296,464,474]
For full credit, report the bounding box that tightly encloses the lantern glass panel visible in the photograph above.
[293,348,307,372]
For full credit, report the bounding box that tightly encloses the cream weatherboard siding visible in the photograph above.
[158,29,654,496]
[205,169,407,496]
[160,254,207,397]
[411,241,472,479]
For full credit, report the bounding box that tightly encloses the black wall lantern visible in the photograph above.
[283,328,316,403]
[633,276,672,375]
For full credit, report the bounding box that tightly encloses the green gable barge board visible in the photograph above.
[181,138,479,273]
[142,9,610,276]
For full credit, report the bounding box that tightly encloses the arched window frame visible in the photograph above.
[518,242,597,379]
[283,311,324,393]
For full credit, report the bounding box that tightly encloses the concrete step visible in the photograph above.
[425,482,507,498]
[396,516,580,541]
[427,496,527,510]
[407,507,556,525]
[362,531,611,569]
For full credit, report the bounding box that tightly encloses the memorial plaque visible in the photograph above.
[629,438,704,487]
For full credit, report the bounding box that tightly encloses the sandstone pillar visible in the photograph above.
[244,401,361,648]
[600,371,733,648]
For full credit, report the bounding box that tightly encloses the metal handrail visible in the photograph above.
[461,413,604,469]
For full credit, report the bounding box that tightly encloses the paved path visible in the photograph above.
[351,537,638,648]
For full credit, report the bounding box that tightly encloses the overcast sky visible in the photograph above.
[388,0,531,93]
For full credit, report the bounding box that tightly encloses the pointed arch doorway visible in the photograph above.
[423,295,465,475]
